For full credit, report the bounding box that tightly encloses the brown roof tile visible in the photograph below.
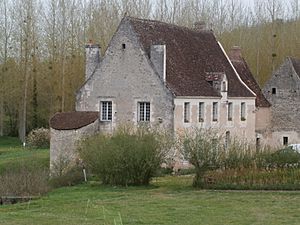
[229,48,271,107]
[127,17,255,98]
[50,111,99,130]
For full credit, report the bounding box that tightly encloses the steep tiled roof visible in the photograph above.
[50,111,99,130]
[127,17,255,98]
[229,47,270,107]
[290,57,300,78]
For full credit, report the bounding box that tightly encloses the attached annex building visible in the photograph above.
[50,17,267,171]
[262,57,300,146]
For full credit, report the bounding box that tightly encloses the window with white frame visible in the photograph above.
[184,102,190,123]
[228,102,233,121]
[212,102,218,121]
[138,102,150,122]
[241,102,246,121]
[100,101,112,121]
[199,102,204,122]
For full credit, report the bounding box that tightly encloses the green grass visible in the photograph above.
[1,136,300,225]
[1,176,300,225]
[0,136,49,173]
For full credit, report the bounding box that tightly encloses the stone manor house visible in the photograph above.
[49,17,299,169]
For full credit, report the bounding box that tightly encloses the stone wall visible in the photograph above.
[263,58,300,146]
[76,19,174,132]
[174,97,256,144]
[50,120,99,175]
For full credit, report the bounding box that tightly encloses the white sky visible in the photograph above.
[240,0,255,8]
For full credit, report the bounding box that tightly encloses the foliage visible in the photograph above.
[264,147,300,168]
[223,139,255,170]
[50,166,84,188]
[78,126,171,186]
[0,162,50,196]
[180,128,224,187]
[205,168,300,190]
[26,128,50,148]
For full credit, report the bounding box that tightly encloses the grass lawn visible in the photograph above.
[0,137,49,173]
[1,176,300,225]
[1,136,300,225]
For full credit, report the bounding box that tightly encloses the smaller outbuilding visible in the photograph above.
[263,57,300,146]
[49,111,99,174]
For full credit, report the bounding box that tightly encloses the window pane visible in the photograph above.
[199,102,204,122]
[140,102,145,121]
[228,102,232,121]
[184,102,190,123]
[213,102,218,121]
[101,101,112,121]
[145,102,150,121]
[138,102,150,122]
[107,102,112,120]
[241,102,246,121]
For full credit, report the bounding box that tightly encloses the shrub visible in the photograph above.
[180,128,224,187]
[0,162,50,196]
[78,126,171,186]
[49,166,85,188]
[204,168,300,190]
[264,147,300,168]
[224,139,254,170]
[27,128,50,148]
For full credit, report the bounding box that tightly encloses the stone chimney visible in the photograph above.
[150,44,166,82]
[193,21,206,32]
[85,41,101,80]
[229,46,242,61]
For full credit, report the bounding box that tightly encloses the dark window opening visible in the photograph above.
[283,136,288,146]
[184,102,190,123]
[256,138,261,151]
[122,43,126,49]
[272,88,276,95]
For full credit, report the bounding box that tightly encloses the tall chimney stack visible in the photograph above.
[150,44,166,83]
[193,21,206,32]
[85,41,101,80]
[229,46,242,61]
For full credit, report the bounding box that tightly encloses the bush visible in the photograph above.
[264,147,300,168]
[50,166,85,188]
[180,128,224,187]
[0,162,50,196]
[224,139,254,170]
[27,128,50,148]
[204,168,300,190]
[78,126,171,186]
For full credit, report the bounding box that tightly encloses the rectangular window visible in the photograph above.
[138,102,150,122]
[241,102,246,121]
[184,102,190,123]
[212,102,218,121]
[199,102,204,122]
[283,136,288,146]
[228,102,233,121]
[101,101,112,121]
[272,88,276,95]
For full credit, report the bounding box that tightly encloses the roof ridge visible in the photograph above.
[125,16,213,34]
